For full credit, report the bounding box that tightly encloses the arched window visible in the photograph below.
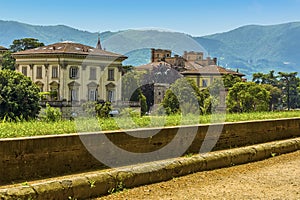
[35,81,44,92]
[68,81,80,101]
[50,81,59,100]
[87,82,98,101]
[106,82,116,102]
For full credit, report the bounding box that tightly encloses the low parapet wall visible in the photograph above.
[1,137,300,200]
[0,118,300,185]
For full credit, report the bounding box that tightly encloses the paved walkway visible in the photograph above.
[97,150,300,200]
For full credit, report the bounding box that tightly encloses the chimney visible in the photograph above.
[213,57,217,65]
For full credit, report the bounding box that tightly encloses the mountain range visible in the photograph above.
[1,20,300,78]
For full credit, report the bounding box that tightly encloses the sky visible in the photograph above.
[1,0,300,36]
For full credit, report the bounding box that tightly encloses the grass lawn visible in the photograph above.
[0,111,300,138]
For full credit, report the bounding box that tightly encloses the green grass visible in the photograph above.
[0,111,300,138]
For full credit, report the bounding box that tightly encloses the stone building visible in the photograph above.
[136,48,245,110]
[0,46,8,68]
[141,48,244,89]
[13,40,127,103]
[150,48,186,71]
[181,65,244,89]
[183,51,217,66]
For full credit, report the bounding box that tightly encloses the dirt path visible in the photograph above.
[96,150,300,200]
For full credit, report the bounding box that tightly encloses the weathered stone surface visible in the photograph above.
[84,172,116,198]
[0,137,299,200]
[33,181,64,200]
[0,118,300,187]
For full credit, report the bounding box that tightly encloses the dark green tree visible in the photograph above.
[1,51,16,70]
[222,74,242,89]
[261,84,282,111]
[252,70,278,86]
[278,72,299,110]
[162,78,206,115]
[139,92,148,116]
[0,70,40,120]
[227,82,270,113]
[162,89,180,115]
[10,38,44,52]
[203,79,226,114]
[121,71,142,101]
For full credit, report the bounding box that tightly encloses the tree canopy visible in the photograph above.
[1,51,15,70]
[162,78,208,115]
[10,38,44,52]
[261,84,282,111]
[252,70,278,86]
[121,71,142,101]
[227,82,270,113]
[252,70,300,110]
[1,38,45,71]
[278,72,299,110]
[222,74,242,89]
[0,70,40,120]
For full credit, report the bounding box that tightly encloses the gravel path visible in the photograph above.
[96,150,300,200]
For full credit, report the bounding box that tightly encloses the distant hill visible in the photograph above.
[197,22,300,77]
[1,20,300,78]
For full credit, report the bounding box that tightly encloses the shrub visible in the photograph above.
[139,93,148,116]
[95,101,112,118]
[81,101,97,116]
[119,107,140,118]
[42,103,62,122]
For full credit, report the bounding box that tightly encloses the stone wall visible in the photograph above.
[0,118,299,185]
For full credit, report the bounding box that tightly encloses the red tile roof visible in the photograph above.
[136,61,245,77]
[13,41,127,59]
[0,46,8,50]
[181,65,245,77]
[136,61,172,71]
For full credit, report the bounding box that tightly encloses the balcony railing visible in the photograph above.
[39,100,81,107]
[40,100,140,108]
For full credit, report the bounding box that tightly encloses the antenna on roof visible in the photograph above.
[96,32,102,50]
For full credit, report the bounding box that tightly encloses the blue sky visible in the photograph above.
[1,0,300,36]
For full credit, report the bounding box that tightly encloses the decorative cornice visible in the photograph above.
[13,53,126,61]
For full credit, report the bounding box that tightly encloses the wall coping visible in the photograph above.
[1,117,299,141]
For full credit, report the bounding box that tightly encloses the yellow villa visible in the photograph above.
[13,40,127,103]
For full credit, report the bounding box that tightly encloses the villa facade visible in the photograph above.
[13,40,127,103]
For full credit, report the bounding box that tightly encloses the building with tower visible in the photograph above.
[136,48,245,110]
[138,48,244,89]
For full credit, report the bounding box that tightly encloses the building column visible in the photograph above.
[44,63,49,92]
[29,64,34,81]
[60,63,68,100]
